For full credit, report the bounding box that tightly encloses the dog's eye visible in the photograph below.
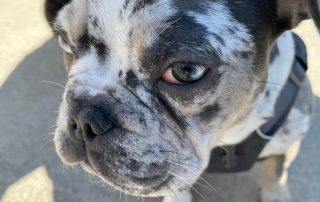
[162,63,207,84]
[58,35,73,54]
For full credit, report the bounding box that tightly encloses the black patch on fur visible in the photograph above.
[126,70,140,89]
[120,0,131,18]
[199,103,220,122]
[234,51,252,60]
[123,0,131,10]
[76,29,109,61]
[265,89,270,97]
[172,0,208,13]
[77,30,91,55]
[212,33,226,46]
[227,27,236,35]
[119,70,123,78]
[92,40,109,62]
[91,16,99,28]
[132,0,157,15]
[108,89,117,96]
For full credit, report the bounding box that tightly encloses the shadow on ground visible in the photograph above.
[0,38,319,202]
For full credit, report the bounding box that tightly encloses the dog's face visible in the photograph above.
[48,0,319,197]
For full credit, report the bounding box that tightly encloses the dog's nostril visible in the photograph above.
[67,117,81,139]
[69,118,77,130]
[84,124,97,140]
[68,105,114,141]
[82,118,114,141]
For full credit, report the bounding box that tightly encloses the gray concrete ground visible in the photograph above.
[0,1,319,202]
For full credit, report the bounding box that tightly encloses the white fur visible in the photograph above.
[217,31,295,147]
[188,2,254,61]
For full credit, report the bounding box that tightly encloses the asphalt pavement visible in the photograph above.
[0,1,319,201]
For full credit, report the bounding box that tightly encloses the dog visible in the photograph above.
[45,0,320,201]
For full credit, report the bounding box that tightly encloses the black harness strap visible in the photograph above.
[206,33,307,173]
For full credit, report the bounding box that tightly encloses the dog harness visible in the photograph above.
[206,33,308,173]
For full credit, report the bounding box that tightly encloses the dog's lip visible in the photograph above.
[123,174,173,196]
[82,158,172,193]
[128,173,169,186]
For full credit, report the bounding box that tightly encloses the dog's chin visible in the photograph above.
[55,141,192,197]
[54,129,201,197]
[79,159,188,197]
[81,156,177,197]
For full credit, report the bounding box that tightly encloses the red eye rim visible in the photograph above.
[161,68,183,84]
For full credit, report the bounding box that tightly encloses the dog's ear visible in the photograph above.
[276,0,320,32]
[45,0,71,28]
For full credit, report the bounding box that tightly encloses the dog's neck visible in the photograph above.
[214,31,296,148]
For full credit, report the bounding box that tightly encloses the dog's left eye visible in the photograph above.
[58,35,73,54]
[162,63,207,84]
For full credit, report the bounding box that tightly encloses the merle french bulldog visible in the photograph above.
[45,0,319,201]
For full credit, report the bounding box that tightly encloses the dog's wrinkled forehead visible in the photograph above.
[54,0,253,76]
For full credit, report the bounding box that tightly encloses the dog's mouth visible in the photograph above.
[55,127,202,197]
[78,151,178,196]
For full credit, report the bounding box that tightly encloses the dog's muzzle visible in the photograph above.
[59,91,175,193]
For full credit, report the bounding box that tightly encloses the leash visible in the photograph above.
[206,33,308,173]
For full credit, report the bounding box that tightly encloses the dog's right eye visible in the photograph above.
[162,63,208,84]
[58,35,73,54]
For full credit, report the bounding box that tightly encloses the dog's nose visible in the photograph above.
[68,107,113,141]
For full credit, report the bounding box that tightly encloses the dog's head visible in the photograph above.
[46,0,320,197]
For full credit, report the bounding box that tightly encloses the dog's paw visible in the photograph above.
[261,185,291,202]
[163,190,192,202]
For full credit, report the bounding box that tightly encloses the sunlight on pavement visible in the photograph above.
[294,20,320,97]
[1,166,54,202]
[0,0,52,87]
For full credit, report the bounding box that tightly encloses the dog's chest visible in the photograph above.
[216,32,296,147]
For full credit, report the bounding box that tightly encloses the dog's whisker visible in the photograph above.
[158,16,182,35]
[168,187,178,201]
[168,171,206,200]
[41,133,56,139]
[166,160,217,193]
[255,80,284,86]
[46,124,58,131]
[40,80,66,89]
[225,66,285,87]
[41,133,55,139]
[43,138,55,147]
[160,150,199,165]
[166,159,200,169]
[41,125,58,138]
[125,187,128,202]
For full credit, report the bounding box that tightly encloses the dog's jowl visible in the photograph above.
[45,0,320,201]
